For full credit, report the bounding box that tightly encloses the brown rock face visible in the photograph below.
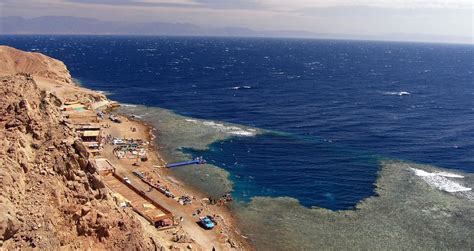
[0,46,72,84]
[0,68,159,248]
[0,45,107,104]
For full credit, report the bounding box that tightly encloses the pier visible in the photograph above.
[165,157,206,168]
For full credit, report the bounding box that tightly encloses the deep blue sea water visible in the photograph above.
[2,35,473,210]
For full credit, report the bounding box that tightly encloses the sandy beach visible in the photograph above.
[3,38,472,251]
[0,45,251,250]
[99,107,252,250]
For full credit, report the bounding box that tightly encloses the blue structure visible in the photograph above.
[165,157,206,168]
[198,216,216,230]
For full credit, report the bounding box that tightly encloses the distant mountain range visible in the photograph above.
[1,16,471,44]
[0,16,328,38]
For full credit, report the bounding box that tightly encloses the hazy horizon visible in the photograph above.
[0,0,473,44]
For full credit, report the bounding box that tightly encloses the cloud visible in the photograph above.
[295,4,474,17]
[65,0,199,8]
[12,0,471,15]
[193,0,262,9]
[64,0,264,10]
[1,0,471,42]
[262,0,473,12]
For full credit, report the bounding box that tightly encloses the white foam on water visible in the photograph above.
[410,168,472,193]
[229,85,252,90]
[95,90,110,95]
[228,130,255,136]
[120,103,137,108]
[186,119,256,137]
[382,91,411,96]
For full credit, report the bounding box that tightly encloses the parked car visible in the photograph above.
[112,138,125,145]
[109,114,122,123]
[198,216,216,230]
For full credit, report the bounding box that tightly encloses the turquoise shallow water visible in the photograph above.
[2,35,473,250]
[1,35,472,210]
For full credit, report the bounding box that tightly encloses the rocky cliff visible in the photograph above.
[0,46,71,84]
[0,48,161,249]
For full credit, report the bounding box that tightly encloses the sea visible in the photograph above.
[1,35,473,249]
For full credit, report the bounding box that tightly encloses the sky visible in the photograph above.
[1,0,473,41]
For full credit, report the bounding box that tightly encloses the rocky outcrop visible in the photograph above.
[0,74,160,250]
[0,46,72,84]
[0,45,107,104]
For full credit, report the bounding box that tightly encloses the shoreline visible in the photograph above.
[1,40,253,249]
[104,100,254,250]
[82,90,474,251]
[2,44,473,250]
[72,73,252,249]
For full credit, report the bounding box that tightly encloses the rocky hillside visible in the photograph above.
[0,46,71,84]
[0,50,160,249]
[0,45,106,104]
